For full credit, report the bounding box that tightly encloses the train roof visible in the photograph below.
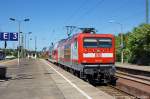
[55,33,114,47]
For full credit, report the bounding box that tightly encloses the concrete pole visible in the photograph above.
[35,36,37,59]
[28,32,32,51]
[35,36,37,52]
[24,33,27,57]
[120,23,124,63]
[18,21,21,65]
[146,0,149,24]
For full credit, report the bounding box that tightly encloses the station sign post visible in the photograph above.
[0,32,19,64]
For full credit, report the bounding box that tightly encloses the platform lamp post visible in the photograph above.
[108,20,124,63]
[24,32,27,57]
[27,32,32,50]
[34,36,37,59]
[9,18,30,65]
[24,32,32,57]
[27,32,32,58]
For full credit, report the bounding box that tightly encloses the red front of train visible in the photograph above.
[78,33,115,64]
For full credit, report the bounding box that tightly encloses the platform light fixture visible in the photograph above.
[108,20,124,63]
[9,17,30,65]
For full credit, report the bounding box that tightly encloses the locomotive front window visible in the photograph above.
[98,38,112,48]
[83,38,112,48]
[84,39,98,47]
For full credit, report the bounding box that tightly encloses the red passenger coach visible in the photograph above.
[50,42,59,63]
[49,32,116,84]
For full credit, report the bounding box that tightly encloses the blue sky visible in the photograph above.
[0,0,148,51]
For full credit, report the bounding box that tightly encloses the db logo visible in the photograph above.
[95,53,101,57]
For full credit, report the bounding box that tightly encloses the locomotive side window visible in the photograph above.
[98,38,112,48]
[84,38,98,47]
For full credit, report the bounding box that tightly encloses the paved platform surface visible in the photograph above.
[116,63,150,72]
[0,59,113,99]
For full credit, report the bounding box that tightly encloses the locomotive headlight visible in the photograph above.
[82,60,87,63]
[95,59,102,63]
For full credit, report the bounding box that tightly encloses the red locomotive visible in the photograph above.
[49,30,116,84]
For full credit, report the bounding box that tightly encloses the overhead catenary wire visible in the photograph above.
[72,0,105,25]
[64,0,89,25]
[63,0,105,36]
[64,0,105,26]
[96,1,146,33]
[96,11,145,36]
[64,0,146,35]
[75,0,144,26]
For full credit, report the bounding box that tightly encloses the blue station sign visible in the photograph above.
[0,32,18,41]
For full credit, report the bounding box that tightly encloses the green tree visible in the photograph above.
[127,24,150,65]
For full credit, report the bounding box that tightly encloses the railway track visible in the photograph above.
[96,70,150,99]
[96,85,135,99]
[114,71,150,99]
[116,67,150,77]
[116,71,150,86]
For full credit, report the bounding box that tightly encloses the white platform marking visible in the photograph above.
[43,60,92,99]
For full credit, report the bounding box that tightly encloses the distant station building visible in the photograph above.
[27,51,37,59]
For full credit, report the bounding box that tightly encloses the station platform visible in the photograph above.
[115,62,150,72]
[0,59,113,99]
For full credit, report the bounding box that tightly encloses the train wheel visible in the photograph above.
[87,75,96,85]
[70,69,74,74]
[74,71,80,77]
[110,76,117,86]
